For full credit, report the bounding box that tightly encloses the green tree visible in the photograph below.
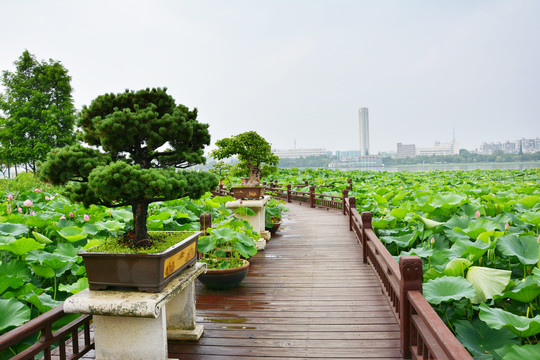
[40,88,218,246]
[212,131,279,186]
[0,50,76,173]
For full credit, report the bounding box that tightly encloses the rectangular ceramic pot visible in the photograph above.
[79,231,201,293]
[231,186,265,200]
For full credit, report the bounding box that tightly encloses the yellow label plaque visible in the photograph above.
[163,242,196,278]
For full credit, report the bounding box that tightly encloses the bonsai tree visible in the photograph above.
[209,160,233,185]
[40,88,218,247]
[211,131,279,186]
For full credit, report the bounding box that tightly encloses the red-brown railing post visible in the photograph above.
[342,189,348,215]
[361,212,371,263]
[200,213,211,235]
[347,178,353,190]
[309,186,315,208]
[348,197,356,231]
[304,180,309,186]
[399,256,423,359]
[287,184,292,203]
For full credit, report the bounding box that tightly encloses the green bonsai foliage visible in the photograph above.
[212,131,279,186]
[39,88,218,247]
[209,160,233,185]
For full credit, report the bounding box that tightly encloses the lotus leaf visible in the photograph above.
[380,232,417,248]
[478,303,540,337]
[467,266,511,303]
[57,226,88,242]
[444,258,472,277]
[25,292,63,313]
[59,277,89,294]
[494,276,540,304]
[0,222,29,237]
[455,319,518,359]
[32,231,53,244]
[0,298,31,331]
[497,234,539,265]
[423,276,477,305]
[418,216,444,229]
[502,343,540,360]
[0,237,45,256]
[0,275,24,296]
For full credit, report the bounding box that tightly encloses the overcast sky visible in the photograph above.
[1,0,539,154]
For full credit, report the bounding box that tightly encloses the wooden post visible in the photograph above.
[348,197,356,231]
[347,178,353,190]
[218,184,223,196]
[361,212,372,263]
[287,184,292,203]
[304,180,309,186]
[342,189,348,215]
[199,213,211,235]
[309,186,315,208]
[399,256,423,359]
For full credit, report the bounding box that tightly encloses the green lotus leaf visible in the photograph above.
[517,195,540,209]
[430,193,467,209]
[518,211,540,226]
[32,231,53,244]
[81,223,99,235]
[59,277,89,295]
[423,276,477,305]
[399,244,433,259]
[467,266,511,303]
[458,219,499,239]
[0,275,25,296]
[502,343,540,360]
[444,258,472,277]
[0,222,29,237]
[373,194,388,205]
[210,227,237,243]
[418,216,445,229]
[148,219,164,229]
[445,215,471,230]
[478,303,540,337]
[233,207,256,216]
[25,292,63,313]
[389,207,408,220]
[497,234,539,265]
[233,233,258,258]
[110,208,133,221]
[197,235,217,254]
[0,237,45,256]
[455,319,518,358]
[494,276,540,304]
[0,259,31,280]
[444,228,470,243]
[148,212,171,221]
[57,226,88,242]
[25,214,51,229]
[372,216,396,229]
[380,232,418,248]
[30,263,56,278]
[0,298,31,331]
[53,243,80,259]
[98,220,124,232]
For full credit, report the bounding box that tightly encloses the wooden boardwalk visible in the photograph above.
[169,203,401,359]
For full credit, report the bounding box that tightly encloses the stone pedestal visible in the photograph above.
[64,262,206,360]
[226,195,270,250]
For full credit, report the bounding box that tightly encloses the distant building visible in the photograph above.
[273,148,327,159]
[329,155,382,169]
[359,108,369,156]
[335,150,362,159]
[479,138,540,154]
[416,141,458,156]
[396,143,416,158]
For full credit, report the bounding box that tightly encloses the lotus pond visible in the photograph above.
[267,168,540,359]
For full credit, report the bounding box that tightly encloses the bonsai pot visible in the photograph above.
[266,221,281,235]
[231,186,265,200]
[79,231,201,293]
[197,259,250,290]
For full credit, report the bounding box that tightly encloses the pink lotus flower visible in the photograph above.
[29,211,36,216]
[475,210,481,218]
[60,215,66,220]
[505,223,510,231]
[83,214,90,221]
[6,204,11,214]
[45,196,50,201]
[7,194,13,200]
[34,188,42,193]
[17,206,22,213]
[430,237,435,245]
[23,199,33,207]
[69,212,74,217]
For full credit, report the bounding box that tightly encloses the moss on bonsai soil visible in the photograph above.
[89,231,195,254]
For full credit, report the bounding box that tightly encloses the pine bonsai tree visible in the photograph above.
[40,88,218,247]
[212,131,279,186]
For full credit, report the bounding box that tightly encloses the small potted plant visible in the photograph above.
[265,197,288,234]
[211,131,279,199]
[39,88,218,292]
[197,217,259,289]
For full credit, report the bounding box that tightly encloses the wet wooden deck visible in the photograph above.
[169,203,401,359]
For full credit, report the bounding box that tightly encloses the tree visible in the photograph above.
[39,88,218,247]
[212,131,279,186]
[0,50,76,173]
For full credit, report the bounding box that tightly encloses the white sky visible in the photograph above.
[1,0,539,153]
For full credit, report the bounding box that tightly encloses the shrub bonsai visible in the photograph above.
[211,131,279,187]
[39,88,218,248]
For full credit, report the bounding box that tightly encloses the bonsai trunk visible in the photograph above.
[247,164,261,186]
[132,202,150,247]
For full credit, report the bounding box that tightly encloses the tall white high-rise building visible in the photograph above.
[359,107,369,156]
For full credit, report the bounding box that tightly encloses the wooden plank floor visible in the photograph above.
[169,203,401,359]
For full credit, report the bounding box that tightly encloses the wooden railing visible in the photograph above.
[0,305,93,360]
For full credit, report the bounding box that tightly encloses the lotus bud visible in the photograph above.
[83,214,90,221]
[29,211,36,216]
[6,204,11,214]
[60,215,66,220]
[505,223,510,231]
[475,210,481,218]
[17,206,22,213]
[69,212,74,217]
[34,188,42,193]
[7,194,13,200]
[45,196,50,201]
[430,237,435,245]
[23,199,33,207]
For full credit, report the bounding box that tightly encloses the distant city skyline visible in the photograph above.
[359,108,369,156]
